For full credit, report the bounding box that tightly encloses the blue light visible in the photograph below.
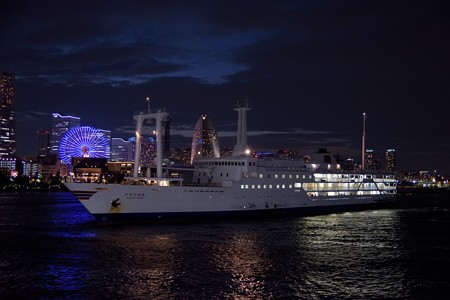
[59,126,109,165]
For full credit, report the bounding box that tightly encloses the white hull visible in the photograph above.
[65,174,396,223]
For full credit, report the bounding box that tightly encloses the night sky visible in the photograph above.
[1,1,449,174]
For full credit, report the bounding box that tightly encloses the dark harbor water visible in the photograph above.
[0,192,449,299]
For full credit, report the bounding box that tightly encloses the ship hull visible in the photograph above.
[65,182,396,224]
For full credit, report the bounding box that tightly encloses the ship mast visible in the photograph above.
[361,112,366,170]
[232,100,251,157]
[133,99,168,178]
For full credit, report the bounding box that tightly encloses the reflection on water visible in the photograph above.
[294,210,407,298]
[96,231,179,299]
[212,230,273,299]
[1,193,449,299]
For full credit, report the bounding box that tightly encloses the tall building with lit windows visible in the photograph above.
[190,115,220,164]
[111,138,132,162]
[98,129,111,161]
[385,149,396,171]
[364,149,375,170]
[129,136,156,167]
[37,129,51,158]
[140,137,157,167]
[0,71,16,158]
[50,113,80,157]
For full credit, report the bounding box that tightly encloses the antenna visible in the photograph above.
[362,113,366,170]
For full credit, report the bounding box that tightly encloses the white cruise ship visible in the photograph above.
[64,104,397,224]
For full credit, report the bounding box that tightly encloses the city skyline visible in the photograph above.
[7,105,408,173]
[1,1,449,174]
[0,70,435,174]
[0,72,444,175]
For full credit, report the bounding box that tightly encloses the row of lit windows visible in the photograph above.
[314,173,395,180]
[254,173,395,182]
[241,183,302,189]
[259,173,313,179]
[303,182,396,191]
[196,161,246,166]
[239,182,396,192]
[183,189,224,193]
[256,173,394,181]
[307,190,388,197]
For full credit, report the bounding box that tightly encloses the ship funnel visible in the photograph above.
[232,101,251,157]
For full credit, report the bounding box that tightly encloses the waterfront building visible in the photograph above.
[365,149,375,170]
[39,159,69,179]
[386,149,396,171]
[0,157,16,172]
[51,113,80,157]
[72,157,108,182]
[22,159,40,176]
[190,115,220,164]
[0,71,16,158]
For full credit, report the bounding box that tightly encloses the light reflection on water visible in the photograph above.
[212,230,273,299]
[293,210,407,298]
[0,193,449,299]
[108,232,178,299]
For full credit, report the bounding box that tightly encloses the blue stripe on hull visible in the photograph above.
[92,201,395,224]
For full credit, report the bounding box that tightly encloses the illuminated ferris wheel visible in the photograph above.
[59,126,109,164]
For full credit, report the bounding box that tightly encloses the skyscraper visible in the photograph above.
[365,149,382,170]
[191,115,220,164]
[385,149,396,171]
[140,137,157,167]
[364,149,375,170]
[111,138,132,162]
[0,71,16,158]
[129,136,156,167]
[98,129,111,161]
[37,129,51,158]
[51,113,80,157]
